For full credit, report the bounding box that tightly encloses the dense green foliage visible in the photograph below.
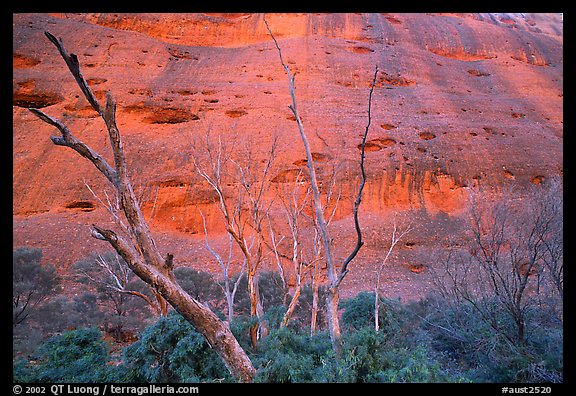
[174,267,222,309]
[122,313,232,383]
[13,280,562,383]
[13,328,120,383]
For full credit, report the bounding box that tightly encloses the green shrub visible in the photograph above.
[254,327,336,382]
[13,358,36,383]
[254,319,462,383]
[340,291,404,335]
[337,293,470,383]
[13,247,60,327]
[340,326,462,382]
[174,267,222,306]
[14,328,117,383]
[422,296,563,383]
[121,312,232,382]
[262,304,287,331]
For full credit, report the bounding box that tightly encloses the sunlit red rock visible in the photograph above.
[13,13,563,299]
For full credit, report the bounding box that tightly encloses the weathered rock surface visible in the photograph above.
[13,13,563,299]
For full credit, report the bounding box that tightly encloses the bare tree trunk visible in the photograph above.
[92,226,256,380]
[266,16,378,355]
[247,271,267,346]
[283,285,302,328]
[374,218,411,331]
[201,213,245,324]
[309,216,326,336]
[30,32,255,383]
[310,274,320,336]
[374,277,381,333]
[193,134,275,348]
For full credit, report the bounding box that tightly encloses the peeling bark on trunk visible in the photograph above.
[248,271,260,347]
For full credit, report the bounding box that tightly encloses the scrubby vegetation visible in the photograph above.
[12,179,563,383]
[13,265,562,383]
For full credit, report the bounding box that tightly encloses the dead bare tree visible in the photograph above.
[434,181,563,345]
[201,212,246,323]
[268,171,315,328]
[75,251,168,316]
[374,217,411,332]
[29,32,255,382]
[265,17,378,354]
[193,133,277,348]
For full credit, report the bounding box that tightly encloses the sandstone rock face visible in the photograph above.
[13,13,563,299]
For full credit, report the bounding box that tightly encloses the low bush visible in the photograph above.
[121,312,232,383]
[13,267,562,383]
[421,295,563,383]
[254,327,335,382]
[13,328,118,383]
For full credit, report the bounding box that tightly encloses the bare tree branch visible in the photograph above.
[374,217,411,331]
[336,64,379,288]
[29,109,118,186]
[265,18,335,277]
[265,15,378,354]
[201,211,245,322]
[84,179,131,237]
[31,31,256,382]
[44,31,103,115]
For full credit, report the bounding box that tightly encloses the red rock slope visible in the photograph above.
[13,13,562,299]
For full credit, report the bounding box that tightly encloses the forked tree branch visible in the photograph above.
[44,31,103,115]
[29,108,118,186]
[30,31,256,382]
[336,64,379,288]
[265,17,378,290]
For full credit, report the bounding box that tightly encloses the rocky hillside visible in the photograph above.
[13,13,563,299]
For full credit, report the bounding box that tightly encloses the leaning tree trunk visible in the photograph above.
[29,32,255,383]
[92,226,256,381]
